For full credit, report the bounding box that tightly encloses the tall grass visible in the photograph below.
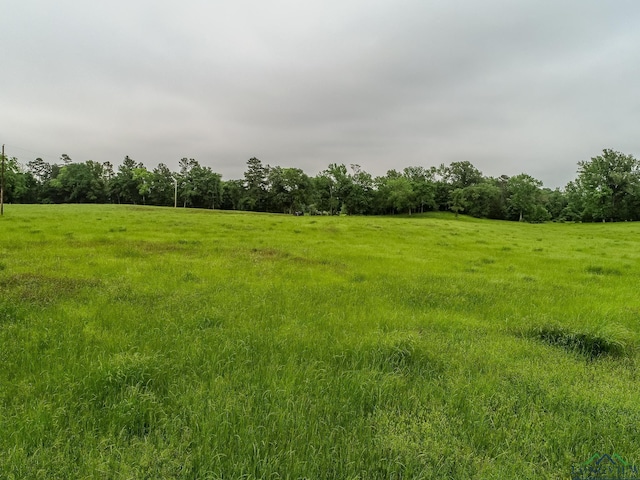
[1,205,639,478]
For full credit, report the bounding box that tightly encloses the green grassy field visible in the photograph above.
[1,205,639,479]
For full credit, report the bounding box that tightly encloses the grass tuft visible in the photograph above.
[526,323,634,359]
[585,265,622,276]
[0,301,21,326]
[79,353,169,438]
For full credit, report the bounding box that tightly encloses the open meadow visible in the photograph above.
[1,205,639,479]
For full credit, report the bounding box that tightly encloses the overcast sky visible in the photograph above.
[2,0,639,188]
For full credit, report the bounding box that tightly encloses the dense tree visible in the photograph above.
[26,158,53,183]
[562,181,586,222]
[133,167,152,204]
[50,161,107,203]
[148,163,175,207]
[542,188,568,221]
[462,182,503,219]
[110,156,145,204]
[507,174,544,222]
[376,170,415,215]
[25,158,56,202]
[308,174,332,214]
[2,157,33,203]
[434,161,483,211]
[440,161,483,189]
[176,158,222,209]
[244,157,269,211]
[387,176,415,214]
[449,188,467,217]
[177,158,199,207]
[403,166,436,214]
[322,163,352,215]
[221,179,246,210]
[193,165,222,209]
[574,149,640,222]
[346,164,374,215]
[267,166,311,214]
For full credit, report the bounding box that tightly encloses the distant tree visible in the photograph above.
[51,161,107,203]
[374,171,397,214]
[463,182,503,219]
[449,188,467,217]
[403,166,436,213]
[309,174,333,214]
[507,173,544,222]
[102,161,115,182]
[267,166,311,214]
[322,163,352,215]
[193,165,222,209]
[2,157,34,203]
[133,167,152,204]
[244,157,269,211]
[175,158,222,209]
[440,161,483,189]
[26,158,56,202]
[221,179,246,210]
[110,156,145,204]
[347,164,374,215]
[561,181,585,222]
[433,179,452,211]
[435,162,484,211]
[26,158,53,183]
[148,163,175,206]
[575,149,640,222]
[542,188,568,221]
[177,158,199,207]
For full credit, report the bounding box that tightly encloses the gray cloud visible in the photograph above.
[2,0,639,187]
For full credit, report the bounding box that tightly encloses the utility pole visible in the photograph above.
[173,176,178,208]
[1,144,5,216]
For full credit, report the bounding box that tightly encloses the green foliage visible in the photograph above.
[178,158,222,209]
[266,166,311,213]
[110,155,146,204]
[507,173,544,222]
[449,188,467,217]
[460,182,503,219]
[149,163,175,207]
[440,160,483,189]
[50,160,108,203]
[7,149,640,223]
[575,149,640,222]
[384,175,415,214]
[244,157,269,211]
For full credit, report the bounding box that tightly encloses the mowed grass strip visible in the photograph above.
[1,204,639,479]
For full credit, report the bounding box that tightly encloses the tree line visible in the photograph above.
[1,148,639,222]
